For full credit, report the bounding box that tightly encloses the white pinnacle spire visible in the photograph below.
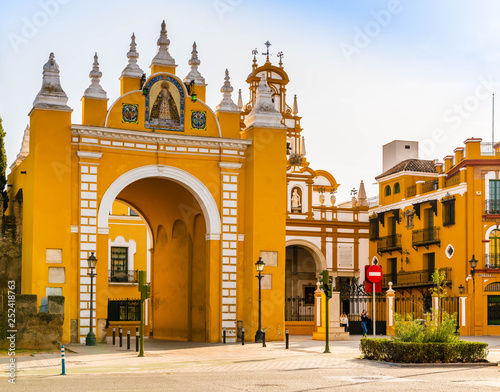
[184,42,205,86]
[10,124,30,170]
[33,53,71,110]
[84,53,107,99]
[215,69,239,113]
[237,89,243,111]
[122,33,144,78]
[244,74,284,129]
[151,20,176,69]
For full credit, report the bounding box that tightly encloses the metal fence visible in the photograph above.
[109,269,139,283]
[108,298,140,321]
[393,296,459,324]
[285,296,315,321]
[340,296,387,335]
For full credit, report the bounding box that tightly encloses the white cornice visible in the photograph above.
[375,171,438,183]
[369,183,467,213]
[218,162,242,169]
[77,151,103,159]
[71,124,252,150]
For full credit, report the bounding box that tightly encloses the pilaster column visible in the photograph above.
[77,151,102,344]
[219,161,242,343]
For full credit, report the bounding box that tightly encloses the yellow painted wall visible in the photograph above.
[242,125,287,341]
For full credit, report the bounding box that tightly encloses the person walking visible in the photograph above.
[361,310,369,337]
[340,313,349,332]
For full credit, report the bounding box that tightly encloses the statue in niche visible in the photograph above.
[291,188,302,213]
[150,81,180,127]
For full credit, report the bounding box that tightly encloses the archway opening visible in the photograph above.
[106,177,209,342]
[284,245,320,334]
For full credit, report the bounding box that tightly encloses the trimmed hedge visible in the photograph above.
[360,338,489,363]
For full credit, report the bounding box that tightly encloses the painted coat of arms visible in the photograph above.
[191,111,206,130]
[122,104,139,124]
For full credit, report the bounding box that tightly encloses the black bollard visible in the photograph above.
[136,327,139,352]
[223,328,226,344]
[285,329,289,349]
[241,328,245,345]
[112,327,116,345]
[127,330,130,350]
[119,326,123,347]
[262,329,266,348]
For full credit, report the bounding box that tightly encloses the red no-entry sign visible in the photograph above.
[366,265,383,284]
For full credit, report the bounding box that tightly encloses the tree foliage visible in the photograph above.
[0,117,7,209]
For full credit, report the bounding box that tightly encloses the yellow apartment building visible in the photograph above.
[369,139,500,336]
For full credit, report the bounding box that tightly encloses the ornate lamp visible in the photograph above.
[86,252,98,346]
[254,257,265,343]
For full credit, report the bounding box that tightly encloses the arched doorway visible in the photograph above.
[285,243,324,334]
[98,165,221,342]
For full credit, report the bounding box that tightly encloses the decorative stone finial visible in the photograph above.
[358,180,368,207]
[151,20,176,69]
[33,53,71,110]
[237,89,243,111]
[215,69,239,113]
[300,136,306,157]
[183,42,205,86]
[84,53,107,99]
[122,33,144,78]
[244,74,285,129]
[252,48,258,70]
[292,94,299,116]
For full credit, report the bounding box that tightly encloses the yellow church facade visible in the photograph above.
[8,22,369,344]
[369,139,500,336]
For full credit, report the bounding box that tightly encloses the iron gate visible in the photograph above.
[339,278,387,335]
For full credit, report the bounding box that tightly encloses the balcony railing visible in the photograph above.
[485,200,500,215]
[412,227,440,248]
[485,254,500,269]
[109,269,139,283]
[422,180,438,194]
[377,234,402,254]
[382,267,452,287]
[480,142,500,156]
[445,174,460,188]
[406,185,416,198]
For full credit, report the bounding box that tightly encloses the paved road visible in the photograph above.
[1,336,499,391]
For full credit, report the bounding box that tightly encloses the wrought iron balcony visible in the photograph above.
[485,200,500,215]
[485,254,500,269]
[412,227,440,248]
[382,267,452,287]
[109,269,139,283]
[377,234,402,254]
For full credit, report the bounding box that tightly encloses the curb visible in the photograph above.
[359,358,499,367]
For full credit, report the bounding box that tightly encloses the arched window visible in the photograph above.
[394,183,400,194]
[385,185,391,196]
[489,229,500,268]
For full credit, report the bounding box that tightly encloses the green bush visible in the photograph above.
[360,338,489,363]
[393,311,459,343]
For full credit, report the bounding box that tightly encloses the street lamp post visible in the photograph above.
[255,257,265,343]
[86,252,97,346]
[469,255,478,290]
[469,254,478,276]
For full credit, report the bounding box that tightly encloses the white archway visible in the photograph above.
[286,239,327,272]
[98,165,221,237]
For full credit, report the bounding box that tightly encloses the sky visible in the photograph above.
[2,0,500,201]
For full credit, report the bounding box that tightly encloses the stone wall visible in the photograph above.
[0,295,64,349]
